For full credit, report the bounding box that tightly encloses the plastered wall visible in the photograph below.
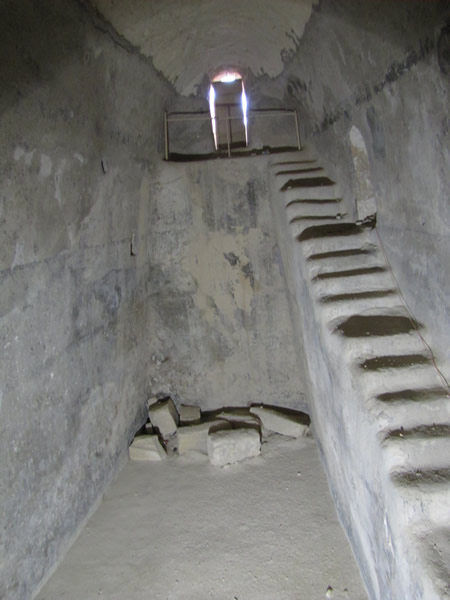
[0,2,174,597]
[146,157,304,411]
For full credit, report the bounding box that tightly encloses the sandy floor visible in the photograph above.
[37,435,367,600]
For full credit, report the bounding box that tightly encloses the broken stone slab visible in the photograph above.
[249,405,309,438]
[179,404,201,425]
[148,397,179,438]
[129,435,167,461]
[177,419,231,455]
[216,408,261,427]
[208,428,261,467]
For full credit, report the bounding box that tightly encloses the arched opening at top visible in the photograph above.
[212,70,242,83]
[208,71,248,151]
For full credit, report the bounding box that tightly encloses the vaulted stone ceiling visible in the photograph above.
[92,0,318,94]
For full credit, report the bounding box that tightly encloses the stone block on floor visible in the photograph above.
[207,428,261,467]
[249,405,309,438]
[216,408,261,428]
[148,397,179,438]
[179,404,201,425]
[129,435,167,461]
[177,419,231,455]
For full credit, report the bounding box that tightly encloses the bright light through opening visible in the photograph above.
[209,72,248,150]
[212,71,241,83]
[209,85,218,149]
[241,84,248,145]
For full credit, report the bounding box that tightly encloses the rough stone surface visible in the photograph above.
[179,404,201,425]
[36,436,368,600]
[177,420,231,455]
[0,2,174,599]
[148,398,179,438]
[216,408,261,427]
[129,435,167,461]
[208,428,261,467]
[92,0,317,94]
[250,406,309,438]
[145,157,306,412]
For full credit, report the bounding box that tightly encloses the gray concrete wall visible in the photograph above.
[147,157,305,411]
[262,0,450,380]
[0,5,306,597]
[0,2,174,598]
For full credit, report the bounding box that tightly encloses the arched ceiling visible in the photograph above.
[93,0,318,95]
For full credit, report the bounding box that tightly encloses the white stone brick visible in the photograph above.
[129,435,167,461]
[179,404,201,425]
[249,405,309,438]
[207,428,261,467]
[177,419,231,455]
[148,398,179,437]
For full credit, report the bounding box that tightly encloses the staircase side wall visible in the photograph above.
[258,0,450,380]
[269,153,450,600]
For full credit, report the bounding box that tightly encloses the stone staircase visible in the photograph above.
[269,150,450,600]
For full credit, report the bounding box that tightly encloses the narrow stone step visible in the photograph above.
[312,269,394,297]
[360,354,431,371]
[289,207,345,223]
[392,467,450,492]
[385,424,450,441]
[271,150,317,165]
[377,387,446,403]
[287,198,342,208]
[275,168,325,189]
[358,364,443,399]
[415,526,450,600]
[290,215,345,224]
[308,245,377,261]
[382,425,450,472]
[298,222,367,240]
[283,184,341,202]
[319,289,397,303]
[319,294,403,325]
[308,251,383,279]
[368,392,450,433]
[271,159,318,168]
[289,216,348,236]
[281,176,335,191]
[275,166,324,176]
[391,467,450,526]
[343,330,426,362]
[333,313,417,338]
[313,265,386,281]
[298,223,370,255]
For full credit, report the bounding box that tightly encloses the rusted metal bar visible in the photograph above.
[294,110,302,150]
[164,111,169,161]
[226,106,231,158]
[164,109,301,160]
[167,111,297,124]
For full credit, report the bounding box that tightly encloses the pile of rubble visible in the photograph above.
[129,398,310,467]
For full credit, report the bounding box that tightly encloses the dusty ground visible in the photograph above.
[37,435,367,600]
